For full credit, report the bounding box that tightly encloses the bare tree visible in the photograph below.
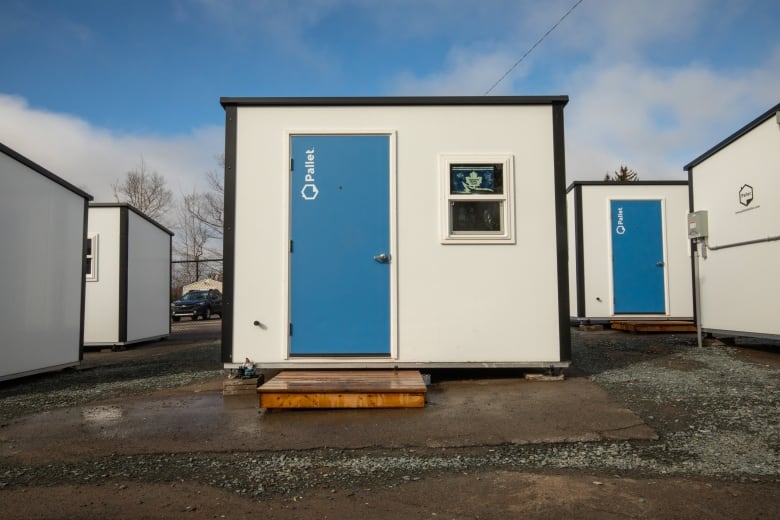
[171,155,225,289]
[174,190,217,285]
[604,165,639,182]
[112,157,173,220]
[184,154,224,240]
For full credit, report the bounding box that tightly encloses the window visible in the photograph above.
[441,155,514,243]
[85,234,98,281]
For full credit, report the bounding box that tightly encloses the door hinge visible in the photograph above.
[290,158,294,171]
[289,323,293,336]
[290,240,293,253]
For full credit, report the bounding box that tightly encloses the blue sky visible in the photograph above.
[1,0,779,208]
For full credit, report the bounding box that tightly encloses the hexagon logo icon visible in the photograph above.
[301,183,319,200]
[739,184,753,206]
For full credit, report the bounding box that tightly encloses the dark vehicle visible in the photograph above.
[170,289,222,321]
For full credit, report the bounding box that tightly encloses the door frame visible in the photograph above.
[607,197,670,316]
[282,130,398,360]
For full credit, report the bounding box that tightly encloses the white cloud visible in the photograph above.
[551,0,707,61]
[0,94,223,223]
[390,46,523,96]
[565,48,780,182]
[387,1,780,183]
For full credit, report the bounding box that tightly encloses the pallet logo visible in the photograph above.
[615,206,626,235]
[301,148,319,200]
[739,184,753,207]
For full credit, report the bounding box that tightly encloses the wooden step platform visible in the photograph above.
[257,370,427,409]
[223,377,259,396]
[610,320,696,333]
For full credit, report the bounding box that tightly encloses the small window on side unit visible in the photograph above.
[85,234,98,281]
[441,155,514,243]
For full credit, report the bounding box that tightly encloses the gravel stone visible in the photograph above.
[1,331,778,497]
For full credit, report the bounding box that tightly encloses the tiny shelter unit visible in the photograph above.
[84,203,173,346]
[0,142,91,381]
[567,181,693,323]
[684,103,780,340]
[220,96,571,369]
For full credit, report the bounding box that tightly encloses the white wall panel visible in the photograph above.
[84,207,121,343]
[1,151,85,379]
[126,211,171,342]
[691,116,780,337]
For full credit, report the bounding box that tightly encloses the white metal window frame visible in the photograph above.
[440,154,515,244]
[85,233,98,282]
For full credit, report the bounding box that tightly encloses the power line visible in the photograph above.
[484,0,584,95]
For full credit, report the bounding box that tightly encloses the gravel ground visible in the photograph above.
[0,342,223,422]
[1,329,778,498]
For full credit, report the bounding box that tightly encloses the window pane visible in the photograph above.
[450,164,503,195]
[451,201,502,232]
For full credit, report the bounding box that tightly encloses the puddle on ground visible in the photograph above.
[81,405,124,425]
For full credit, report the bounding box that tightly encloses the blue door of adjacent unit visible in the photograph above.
[611,200,666,314]
[290,135,390,355]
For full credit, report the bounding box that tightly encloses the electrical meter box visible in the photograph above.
[687,210,708,239]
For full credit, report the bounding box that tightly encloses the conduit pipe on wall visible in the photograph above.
[693,239,704,348]
[702,235,780,260]
[704,234,780,256]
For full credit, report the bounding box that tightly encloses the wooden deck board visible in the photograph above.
[257,370,427,409]
[610,320,696,333]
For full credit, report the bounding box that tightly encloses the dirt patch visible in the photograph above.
[2,473,778,520]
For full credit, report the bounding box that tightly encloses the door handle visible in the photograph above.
[656,260,665,267]
[373,253,390,263]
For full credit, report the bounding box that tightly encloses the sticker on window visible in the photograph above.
[450,165,503,195]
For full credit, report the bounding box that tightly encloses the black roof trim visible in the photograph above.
[684,102,780,171]
[220,95,569,109]
[89,202,174,236]
[566,180,688,193]
[1,141,93,201]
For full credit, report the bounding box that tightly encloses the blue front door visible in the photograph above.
[290,135,390,355]
[611,200,666,314]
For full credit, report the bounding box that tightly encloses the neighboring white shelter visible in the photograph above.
[684,103,780,340]
[0,142,92,381]
[220,96,571,369]
[566,181,693,323]
[183,278,223,294]
[84,203,173,346]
